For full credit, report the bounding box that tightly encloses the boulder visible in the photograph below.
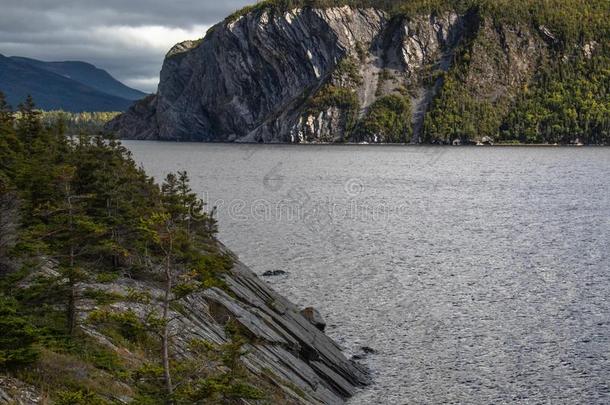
[481,136,494,145]
[301,307,327,332]
[262,270,287,277]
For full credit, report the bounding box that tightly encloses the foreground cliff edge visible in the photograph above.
[0,101,368,404]
[107,1,609,145]
[1,257,369,405]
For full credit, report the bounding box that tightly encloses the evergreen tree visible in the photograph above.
[0,296,39,369]
[0,180,19,268]
[0,92,22,177]
[139,209,180,401]
[16,95,43,145]
[24,164,106,334]
[0,91,13,128]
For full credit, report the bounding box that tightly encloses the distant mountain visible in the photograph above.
[0,54,147,112]
[10,57,146,101]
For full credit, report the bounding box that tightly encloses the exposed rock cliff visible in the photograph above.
[107,3,608,144]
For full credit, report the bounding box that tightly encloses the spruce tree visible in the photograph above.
[0,91,13,128]
[16,95,43,145]
[0,296,39,369]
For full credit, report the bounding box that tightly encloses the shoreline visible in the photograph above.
[119,139,610,147]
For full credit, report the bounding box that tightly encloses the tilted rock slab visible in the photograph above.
[81,259,369,404]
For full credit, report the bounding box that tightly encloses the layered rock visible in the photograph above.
[107,5,549,142]
[74,254,369,404]
[2,243,367,404]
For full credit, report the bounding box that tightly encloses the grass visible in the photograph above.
[14,348,134,403]
[83,288,123,305]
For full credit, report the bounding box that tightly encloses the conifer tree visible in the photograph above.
[138,171,216,402]
[139,209,179,401]
[0,91,13,128]
[16,95,43,145]
[0,296,39,369]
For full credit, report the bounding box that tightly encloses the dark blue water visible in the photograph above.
[125,142,610,404]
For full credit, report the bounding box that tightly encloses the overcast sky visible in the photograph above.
[0,0,253,93]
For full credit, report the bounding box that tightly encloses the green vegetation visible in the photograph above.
[423,75,502,143]
[228,0,609,45]
[500,58,610,144]
[418,0,609,144]
[333,57,363,87]
[0,296,39,368]
[165,324,265,404]
[423,36,609,144]
[0,92,272,403]
[303,56,364,142]
[308,86,359,115]
[307,84,360,139]
[359,95,412,143]
[39,111,121,135]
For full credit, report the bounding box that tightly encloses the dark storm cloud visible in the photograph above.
[0,0,253,92]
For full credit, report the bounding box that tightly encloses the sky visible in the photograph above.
[0,0,253,93]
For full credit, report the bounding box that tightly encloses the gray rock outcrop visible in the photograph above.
[0,376,41,405]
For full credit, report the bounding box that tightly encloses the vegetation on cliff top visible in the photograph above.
[229,0,608,42]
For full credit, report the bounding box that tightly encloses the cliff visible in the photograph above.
[107,1,609,144]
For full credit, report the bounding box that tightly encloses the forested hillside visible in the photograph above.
[0,92,239,403]
[110,0,609,144]
[37,111,121,135]
[0,92,367,404]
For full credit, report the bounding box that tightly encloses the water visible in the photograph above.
[124,142,610,404]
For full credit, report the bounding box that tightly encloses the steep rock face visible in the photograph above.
[107,6,548,142]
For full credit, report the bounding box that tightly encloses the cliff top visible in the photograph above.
[226,0,608,42]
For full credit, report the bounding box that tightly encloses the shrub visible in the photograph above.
[54,390,106,405]
[88,309,149,345]
[308,85,359,113]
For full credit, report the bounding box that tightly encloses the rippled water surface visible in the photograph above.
[124,142,610,404]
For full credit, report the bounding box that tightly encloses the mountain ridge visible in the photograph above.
[0,54,147,112]
[9,56,147,101]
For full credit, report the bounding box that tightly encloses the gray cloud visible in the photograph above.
[0,0,253,92]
